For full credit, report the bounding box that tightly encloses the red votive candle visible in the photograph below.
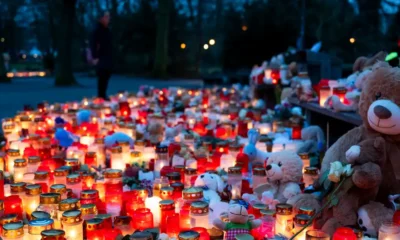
[192,227,211,240]
[119,101,131,117]
[85,152,97,167]
[333,227,357,240]
[103,228,122,239]
[160,199,175,233]
[4,196,22,219]
[134,208,154,230]
[86,218,105,240]
[166,213,181,237]
[292,124,302,140]
[179,203,191,231]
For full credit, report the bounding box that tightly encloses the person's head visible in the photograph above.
[98,11,110,27]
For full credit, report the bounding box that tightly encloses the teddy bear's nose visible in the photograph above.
[266,165,272,171]
[201,175,204,178]
[374,105,392,119]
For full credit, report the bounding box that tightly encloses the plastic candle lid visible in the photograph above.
[178,230,200,240]
[31,211,51,220]
[28,219,54,234]
[41,229,66,240]
[59,198,80,211]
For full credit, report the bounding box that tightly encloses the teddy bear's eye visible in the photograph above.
[211,176,214,179]
[375,92,382,100]
[278,162,282,167]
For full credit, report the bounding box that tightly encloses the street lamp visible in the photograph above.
[349,38,356,44]
[209,39,215,45]
[180,43,186,49]
[241,25,248,31]
[203,44,209,50]
[0,38,4,43]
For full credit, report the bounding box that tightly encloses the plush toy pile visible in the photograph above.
[1,60,399,240]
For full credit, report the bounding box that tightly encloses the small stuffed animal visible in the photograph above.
[256,151,303,208]
[147,122,164,145]
[194,172,224,205]
[213,204,261,240]
[104,132,134,148]
[243,129,270,166]
[297,125,325,154]
[76,109,91,125]
[358,202,394,238]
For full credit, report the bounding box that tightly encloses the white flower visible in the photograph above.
[328,161,344,183]
[343,164,354,177]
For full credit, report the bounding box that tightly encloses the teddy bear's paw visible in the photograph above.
[346,145,361,163]
[261,191,274,203]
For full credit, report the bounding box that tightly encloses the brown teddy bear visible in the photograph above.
[291,61,400,235]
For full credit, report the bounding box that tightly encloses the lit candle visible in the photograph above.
[159,199,176,232]
[81,203,98,220]
[110,146,124,171]
[61,210,83,240]
[85,218,104,240]
[145,196,162,227]
[303,167,319,188]
[184,168,197,188]
[256,122,272,135]
[37,193,60,220]
[319,86,331,107]
[228,167,242,199]
[13,159,27,183]
[94,138,106,168]
[333,87,347,103]
[80,135,95,146]
[6,149,20,173]
[252,167,267,189]
[292,214,312,240]
[34,171,50,193]
[2,222,24,240]
[84,152,97,167]
[134,208,154,230]
[275,204,294,238]
[190,201,210,229]
[66,174,82,197]
[166,213,180,237]
[24,184,42,219]
[332,227,357,240]
[298,153,310,173]
[27,218,54,240]
[57,198,80,229]
[53,167,68,186]
[220,154,235,171]
[27,156,41,173]
[155,145,170,178]
[114,216,133,236]
[40,229,66,240]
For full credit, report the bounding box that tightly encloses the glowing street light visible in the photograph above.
[0,38,4,42]
[242,25,248,31]
[180,43,186,49]
[209,39,215,45]
[203,44,209,50]
[349,38,355,44]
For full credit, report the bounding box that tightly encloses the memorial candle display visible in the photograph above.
[57,198,80,229]
[275,204,294,238]
[24,184,42,219]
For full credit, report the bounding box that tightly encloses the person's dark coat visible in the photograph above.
[90,23,113,70]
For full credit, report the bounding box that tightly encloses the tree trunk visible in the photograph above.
[0,49,10,83]
[153,0,172,78]
[194,0,205,73]
[55,0,77,86]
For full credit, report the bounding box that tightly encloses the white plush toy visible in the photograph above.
[194,172,224,205]
[243,129,270,165]
[357,202,394,238]
[104,132,134,148]
[257,151,303,208]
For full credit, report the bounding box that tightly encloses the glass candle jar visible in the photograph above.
[160,187,174,200]
[257,209,275,239]
[178,230,200,240]
[378,222,400,240]
[114,216,133,236]
[84,152,97,167]
[319,85,331,107]
[64,159,80,172]
[66,174,82,197]
[24,184,42,219]
[183,134,195,151]
[7,149,20,173]
[30,211,50,220]
[303,167,319,188]
[50,184,68,200]
[94,138,106,168]
[27,218,54,240]
[117,141,131,166]
[159,200,175,233]
[2,222,24,240]
[27,156,41,173]
[130,231,153,240]
[275,204,294,238]
[298,153,310,173]
[166,172,181,185]
[111,146,124,171]
[80,190,99,205]
[152,177,169,198]
[252,167,267,189]
[57,198,80,229]
[171,182,184,201]
[38,137,52,160]
[228,167,242,199]
[166,213,181,237]
[333,87,347,103]
[34,171,50,193]
[220,154,235,171]
[37,193,61,221]
[104,169,123,197]
[155,145,169,179]
[82,173,95,190]
[40,229,66,240]
[81,204,98,221]
[184,168,197,188]
[190,201,210,229]
[13,160,27,181]
[54,167,70,186]
[85,218,104,240]
[229,144,241,160]
[61,210,83,240]
[133,208,154,230]
[293,214,312,240]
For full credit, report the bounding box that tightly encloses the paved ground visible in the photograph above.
[0,73,204,121]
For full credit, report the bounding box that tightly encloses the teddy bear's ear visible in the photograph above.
[248,129,259,145]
